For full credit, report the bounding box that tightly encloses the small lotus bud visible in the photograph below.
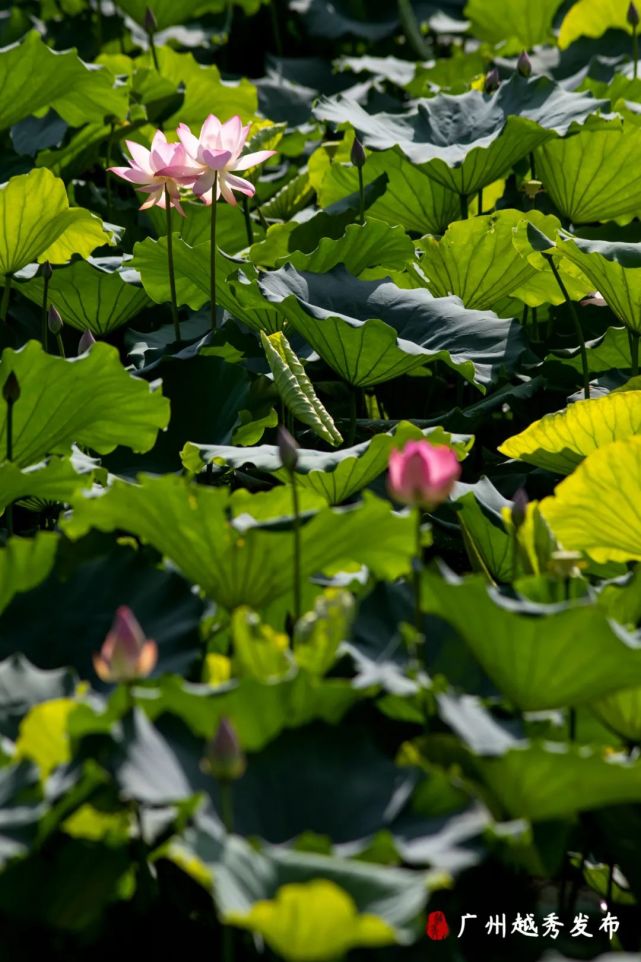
[2,372,20,404]
[511,487,528,529]
[350,136,366,169]
[203,717,246,782]
[484,67,500,93]
[517,50,532,77]
[277,425,299,472]
[144,5,157,32]
[78,330,96,354]
[628,2,640,28]
[39,261,53,280]
[93,606,158,683]
[388,440,461,510]
[48,304,63,335]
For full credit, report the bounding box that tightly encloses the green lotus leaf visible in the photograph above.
[16,258,150,335]
[284,220,414,276]
[117,0,263,30]
[592,687,641,741]
[0,31,127,130]
[226,880,395,961]
[554,232,641,332]
[0,169,111,278]
[259,265,526,388]
[536,120,641,224]
[558,0,633,49]
[499,390,641,473]
[0,341,169,466]
[540,437,641,563]
[417,210,544,310]
[0,458,92,514]
[464,0,564,49]
[64,477,415,609]
[422,573,641,710]
[260,330,343,447]
[0,534,58,616]
[316,148,460,235]
[181,421,473,505]
[314,74,608,196]
[479,742,641,821]
[132,237,282,332]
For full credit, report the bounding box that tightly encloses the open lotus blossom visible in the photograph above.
[93,605,158,683]
[109,130,195,216]
[176,114,276,206]
[388,440,461,510]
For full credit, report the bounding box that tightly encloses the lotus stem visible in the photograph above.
[568,707,576,741]
[290,467,302,625]
[164,186,181,343]
[41,275,50,351]
[530,152,536,179]
[147,31,160,72]
[413,507,423,642]
[459,193,468,220]
[270,0,283,56]
[358,165,365,226]
[629,329,640,377]
[546,255,590,399]
[210,173,219,332]
[0,276,11,323]
[477,187,483,215]
[255,204,268,231]
[56,332,65,358]
[634,24,639,79]
[242,195,254,247]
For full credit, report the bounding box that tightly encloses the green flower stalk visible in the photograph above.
[40,261,52,351]
[629,3,640,78]
[278,425,302,624]
[545,254,590,398]
[144,6,160,72]
[3,371,19,535]
[351,135,366,226]
[163,185,181,343]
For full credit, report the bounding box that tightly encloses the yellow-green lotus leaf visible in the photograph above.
[592,687,641,741]
[559,0,633,49]
[499,391,641,474]
[540,436,641,563]
[226,880,396,961]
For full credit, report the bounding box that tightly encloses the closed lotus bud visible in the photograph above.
[2,372,20,404]
[388,440,461,510]
[517,50,532,77]
[511,487,528,529]
[277,425,299,472]
[78,330,96,354]
[93,606,158,683]
[144,5,157,32]
[484,66,500,93]
[39,260,53,280]
[48,304,63,335]
[203,717,246,781]
[351,135,366,169]
[628,2,640,28]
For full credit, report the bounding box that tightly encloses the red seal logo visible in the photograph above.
[426,911,450,941]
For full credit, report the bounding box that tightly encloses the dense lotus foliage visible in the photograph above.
[5,0,641,958]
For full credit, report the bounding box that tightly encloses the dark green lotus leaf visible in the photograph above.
[0,32,127,130]
[0,762,44,868]
[292,0,399,40]
[451,478,516,583]
[259,265,526,388]
[284,220,414,276]
[0,655,75,740]
[422,572,641,710]
[64,476,415,609]
[16,258,151,335]
[0,341,169,466]
[0,457,92,515]
[0,534,58,616]
[314,74,609,195]
[182,421,473,504]
[0,543,204,680]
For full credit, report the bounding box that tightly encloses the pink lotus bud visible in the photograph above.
[484,67,500,93]
[277,425,298,472]
[629,2,640,28]
[48,304,63,335]
[388,440,461,509]
[78,330,96,354]
[93,606,158,683]
[203,717,246,781]
[517,50,532,77]
[511,487,528,529]
[351,136,366,168]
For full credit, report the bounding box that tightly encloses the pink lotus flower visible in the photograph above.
[109,130,195,216]
[176,114,276,206]
[93,606,158,683]
[388,440,461,509]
